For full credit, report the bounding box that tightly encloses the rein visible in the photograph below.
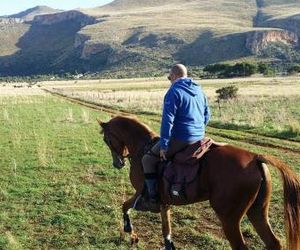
[103,129,130,159]
[128,136,160,163]
[104,127,159,162]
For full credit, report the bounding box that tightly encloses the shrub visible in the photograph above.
[216,86,238,101]
[287,64,300,75]
[257,62,270,74]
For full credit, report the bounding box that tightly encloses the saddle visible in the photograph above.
[159,138,225,204]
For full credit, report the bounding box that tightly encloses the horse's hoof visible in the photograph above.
[130,236,139,245]
[130,232,139,245]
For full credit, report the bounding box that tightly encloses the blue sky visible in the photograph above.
[0,0,114,16]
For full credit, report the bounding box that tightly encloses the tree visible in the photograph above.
[203,62,257,78]
[203,64,231,77]
[257,62,270,74]
[215,85,239,116]
[228,62,257,77]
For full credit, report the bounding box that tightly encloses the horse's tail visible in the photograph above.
[258,154,300,250]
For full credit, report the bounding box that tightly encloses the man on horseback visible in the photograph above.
[142,64,210,210]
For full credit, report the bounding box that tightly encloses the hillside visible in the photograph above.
[255,2,300,34]
[0,0,300,76]
[3,6,62,21]
[0,6,62,58]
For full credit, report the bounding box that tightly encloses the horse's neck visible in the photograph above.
[125,128,154,157]
[127,134,152,191]
[127,135,152,158]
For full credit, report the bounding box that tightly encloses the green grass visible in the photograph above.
[210,96,300,141]
[0,95,120,249]
[0,93,299,249]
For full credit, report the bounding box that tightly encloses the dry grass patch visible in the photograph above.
[45,76,300,141]
[0,86,47,96]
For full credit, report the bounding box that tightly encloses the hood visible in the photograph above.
[173,77,199,96]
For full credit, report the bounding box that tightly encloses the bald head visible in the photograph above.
[168,64,187,83]
[171,64,187,78]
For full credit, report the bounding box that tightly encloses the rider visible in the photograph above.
[142,64,210,209]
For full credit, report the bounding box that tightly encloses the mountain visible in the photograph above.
[4,6,62,21]
[0,0,300,77]
[0,6,63,59]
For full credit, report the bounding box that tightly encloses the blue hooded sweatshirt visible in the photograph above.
[160,77,210,150]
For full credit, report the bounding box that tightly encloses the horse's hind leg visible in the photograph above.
[246,163,282,250]
[122,195,139,245]
[211,189,253,249]
[218,215,249,250]
[247,207,282,250]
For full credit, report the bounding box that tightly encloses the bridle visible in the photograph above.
[102,126,160,164]
[103,128,130,159]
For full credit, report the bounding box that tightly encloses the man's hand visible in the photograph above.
[160,149,167,161]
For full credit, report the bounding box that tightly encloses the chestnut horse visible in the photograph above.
[98,116,300,250]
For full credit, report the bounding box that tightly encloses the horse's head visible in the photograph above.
[97,118,129,169]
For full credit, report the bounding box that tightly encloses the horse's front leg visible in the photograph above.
[122,195,139,245]
[161,205,176,250]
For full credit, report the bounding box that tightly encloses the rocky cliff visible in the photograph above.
[0,18,24,25]
[32,10,97,27]
[246,29,298,54]
[261,15,300,39]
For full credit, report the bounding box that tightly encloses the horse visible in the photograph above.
[97,115,300,250]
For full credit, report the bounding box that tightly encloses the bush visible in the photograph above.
[287,64,300,75]
[257,62,269,74]
[216,86,238,100]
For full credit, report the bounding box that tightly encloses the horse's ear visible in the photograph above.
[96,118,107,129]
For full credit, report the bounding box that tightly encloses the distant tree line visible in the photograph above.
[202,62,300,78]
[0,71,165,83]
[0,62,300,82]
[0,73,91,83]
[203,62,264,78]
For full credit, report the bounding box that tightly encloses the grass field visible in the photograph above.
[0,78,299,249]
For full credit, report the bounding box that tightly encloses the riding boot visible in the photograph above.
[144,174,158,201]
[142,173,160,212]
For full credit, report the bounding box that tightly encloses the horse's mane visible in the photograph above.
[109,115,157,138]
